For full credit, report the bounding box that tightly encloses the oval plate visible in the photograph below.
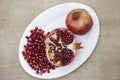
[19,2,100,79]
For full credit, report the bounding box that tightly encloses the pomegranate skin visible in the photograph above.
[66,9,93,35]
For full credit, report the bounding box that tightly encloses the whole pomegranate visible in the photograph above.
[66,9,93,35]
[45,28,82,66]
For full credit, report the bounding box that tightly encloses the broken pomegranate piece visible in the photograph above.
[45,28,82,66]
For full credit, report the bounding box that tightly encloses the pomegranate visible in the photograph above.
[45,28,82,66]
[66,9,93,35]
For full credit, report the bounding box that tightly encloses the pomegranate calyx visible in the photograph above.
[72,12,80,20]
[74,42,83,50]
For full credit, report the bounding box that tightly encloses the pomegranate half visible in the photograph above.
[45,28,82,66]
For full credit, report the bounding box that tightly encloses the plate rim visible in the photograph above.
[18,2,100,79]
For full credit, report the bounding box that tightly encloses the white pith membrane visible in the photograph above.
[45,28,82,66]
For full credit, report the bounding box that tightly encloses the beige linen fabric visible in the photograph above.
[0,0,120,80]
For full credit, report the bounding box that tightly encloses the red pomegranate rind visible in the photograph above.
[22,27,55,75]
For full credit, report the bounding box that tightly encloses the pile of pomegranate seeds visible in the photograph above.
[22,27,55,74]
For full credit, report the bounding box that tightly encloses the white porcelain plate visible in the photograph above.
[19,2,100,79]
